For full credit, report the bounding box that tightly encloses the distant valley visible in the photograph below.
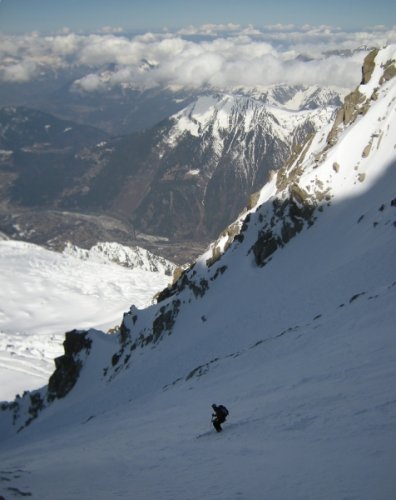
[0,85,342,263]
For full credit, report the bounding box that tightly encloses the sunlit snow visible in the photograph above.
[0,241,174,400]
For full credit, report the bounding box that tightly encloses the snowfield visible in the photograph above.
[0,47,395,500]
[0,241,175,400]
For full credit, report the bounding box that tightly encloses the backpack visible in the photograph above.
[218,405,229,417]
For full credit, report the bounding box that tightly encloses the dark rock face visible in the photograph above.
[251,193,316,267]
[0,330,92,431]
[251,228,280,266]
[47,330,92,401]
[152,300,181,342]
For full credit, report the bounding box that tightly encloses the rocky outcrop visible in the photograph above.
[361,48,379,84]
[250,186,317,267]
[47,330,92,401]
[205,221,242,268]
[327,89,367,147]
[109,297,184,376]
[380,58,396,84]
[0,329,92,431]
[327,48,396,148]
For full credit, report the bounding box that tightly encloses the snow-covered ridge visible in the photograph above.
[166,87,340,150]
[63,241,176,275]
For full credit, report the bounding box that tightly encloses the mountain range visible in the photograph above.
[0,85,342,262]
[0,46,395,499]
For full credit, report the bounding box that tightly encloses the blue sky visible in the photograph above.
[0,0,395,34]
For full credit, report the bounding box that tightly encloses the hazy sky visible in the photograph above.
[0,0,395,34]
[1,1,395,93]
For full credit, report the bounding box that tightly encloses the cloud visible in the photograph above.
[177,23,241,36]
[74,73,106,92]
[1,25,395,92]
[0,59,38,82]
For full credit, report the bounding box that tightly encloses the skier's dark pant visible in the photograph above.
[212,416,225,432]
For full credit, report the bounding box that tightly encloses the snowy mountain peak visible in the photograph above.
[130,84,342,241]
[167,87,340,146]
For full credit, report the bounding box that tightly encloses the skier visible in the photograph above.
[211,403,229,432]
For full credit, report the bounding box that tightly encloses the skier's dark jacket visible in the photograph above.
[212,404,229,422]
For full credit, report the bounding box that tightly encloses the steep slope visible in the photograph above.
[0,47,395,500]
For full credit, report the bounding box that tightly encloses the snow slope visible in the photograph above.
[0,47,395,500]
[0,241,175,401]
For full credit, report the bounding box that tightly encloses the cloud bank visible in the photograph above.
[0,24,395,92]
